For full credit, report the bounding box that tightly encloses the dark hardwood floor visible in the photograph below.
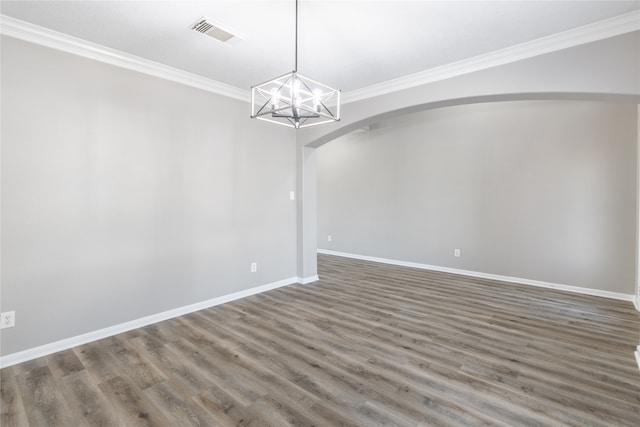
[2,254,640,426]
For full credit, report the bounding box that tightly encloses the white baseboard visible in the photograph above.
[317,249,634,302]
[633,294,640,311]
[0,276,299,368]
[298,275,319,284]
[635,346,640,371]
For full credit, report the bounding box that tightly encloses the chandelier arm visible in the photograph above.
[297,78,337,118]
[254,98,272,116]
[273,74,294,100]
[298,118,339,128]
[298,77,316,96]
[257,104,294,118]
[295,106,333,120]
[297,77,334,117]
[318,102,336,118]
[254,90,275,116]
[254,95,286,117]
[253,74,295,116]
[253,88,275,116]
[286,117,297,127]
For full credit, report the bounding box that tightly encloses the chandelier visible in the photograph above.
[250,0,341,129]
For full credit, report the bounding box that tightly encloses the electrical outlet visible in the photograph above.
[1,311,15,329]
[454,249,461,257]
[328,235,332,242]
[251,262,257,273]
[290,191,295,201]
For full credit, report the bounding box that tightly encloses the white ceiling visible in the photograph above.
[1,1,638,93]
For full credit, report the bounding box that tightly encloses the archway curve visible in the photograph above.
[303,92,640,149]
[297,22,640,315]
[296,91,639,320]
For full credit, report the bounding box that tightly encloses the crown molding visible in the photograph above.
[2,11,638,105]
[0,15,250,102]
[342,10,640,104]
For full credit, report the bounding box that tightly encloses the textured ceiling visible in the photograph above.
[1,1,638,93]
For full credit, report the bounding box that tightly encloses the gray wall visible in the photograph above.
[1,36,297,356]
[317,100,637,294]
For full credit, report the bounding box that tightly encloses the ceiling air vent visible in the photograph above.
[191,17,235,43]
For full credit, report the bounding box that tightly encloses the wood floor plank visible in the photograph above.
[14,365,75,427]
[1,367,29,427]
[97,376,171,427]
[193,390,253,426]
[143,380,220,427]
[244,395,318,427]
[125,334,212,397]
[45,349,85,379]
[73,341,122,385]
[100,335,166,390]
[2,254,640,426]
[59,370,123,427]
[165,337,267,406]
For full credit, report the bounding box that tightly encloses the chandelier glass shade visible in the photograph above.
[250,0,340,129]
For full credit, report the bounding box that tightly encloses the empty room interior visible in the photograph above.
[1,1,640,426]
